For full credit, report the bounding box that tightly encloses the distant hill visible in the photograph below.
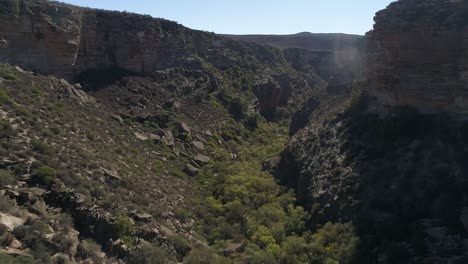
[222,32,363,52]
[224,33,365,95]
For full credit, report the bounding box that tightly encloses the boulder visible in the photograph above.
[0,213,25,231]
[110,239,130,257]
[195,134,208,143]
[184,164,199,176]
[149,134,161,141]
[100,168,122,181]
[134,132,148,141]
[31,187,46,197]
[162,130,175,146]
[51,254,71,264]
[193,154,210,166]
[74,193,87,204]
[9,238,22,249]
[5,190,19,198]
[111,114,124,124]
[178,122,191,134]
[134,213,153,222]
[134,227,160,241]
[192,141,205,150]
[157,225,175,237]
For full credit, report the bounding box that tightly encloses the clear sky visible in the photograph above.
[55,0,395,35]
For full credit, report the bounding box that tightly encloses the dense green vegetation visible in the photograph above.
[0,0,19,16]
[196,120,359,263]
[0,253,37,264]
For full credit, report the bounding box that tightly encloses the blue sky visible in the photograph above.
[56,0,395,35]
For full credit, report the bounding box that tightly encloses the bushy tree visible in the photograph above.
[310,222,359,264]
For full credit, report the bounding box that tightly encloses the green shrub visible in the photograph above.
[0,196,14,212]
[0,253,37,264]
[0,169,15,186]
[218,89,249,119]
[31,86,44,97]
[0,119,14,139]
[170,235,191,257]
[0,89,12,104]
[153,159,166,172]
[167,164,187,179]
[77,239,103,263]
[246,114,262,129]
[185,245,229,264]
[127,244,167,264]
[113,215,133,239]
[31,139,55,156]
[32,241,51,263]
[13,218,49,245]
[310,222,359,264]
[3,73,19,81]
[229,97,248,119]
[278,236,310,264]
[250,251,276,264]
[32,166,56,185]
[174,207,192,223]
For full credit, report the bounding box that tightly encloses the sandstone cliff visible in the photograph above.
[0,0,328,121]
[367,0,468,116]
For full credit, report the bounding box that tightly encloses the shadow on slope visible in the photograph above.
[277,97,468,263]
[75,67,139,91]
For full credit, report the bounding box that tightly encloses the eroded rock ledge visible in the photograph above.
[367,0,468,116]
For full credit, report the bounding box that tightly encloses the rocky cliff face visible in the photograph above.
[0,0,327,121]
[0,0,80,78]
[277,0,468,262]
[367,0,468,116]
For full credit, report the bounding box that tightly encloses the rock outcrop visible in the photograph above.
[276,1,468,262]
[0,0,81,79]
[366,0,468,116]
[0,0,327,120]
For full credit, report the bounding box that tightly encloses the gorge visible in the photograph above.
[0,0,468,263]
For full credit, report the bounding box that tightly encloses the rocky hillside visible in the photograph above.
[0,0,364,263]
[225,33,365,95]
[277,0,468,263]
[0,0,328,121]
[3,0,468,263]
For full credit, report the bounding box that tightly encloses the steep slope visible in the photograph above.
[278,0,468,263]
[0,0,328,121]
[0,0,361,263]
[225,32,365,95]
[0,63,361,263]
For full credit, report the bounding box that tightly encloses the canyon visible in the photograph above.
[0,0,468,263]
